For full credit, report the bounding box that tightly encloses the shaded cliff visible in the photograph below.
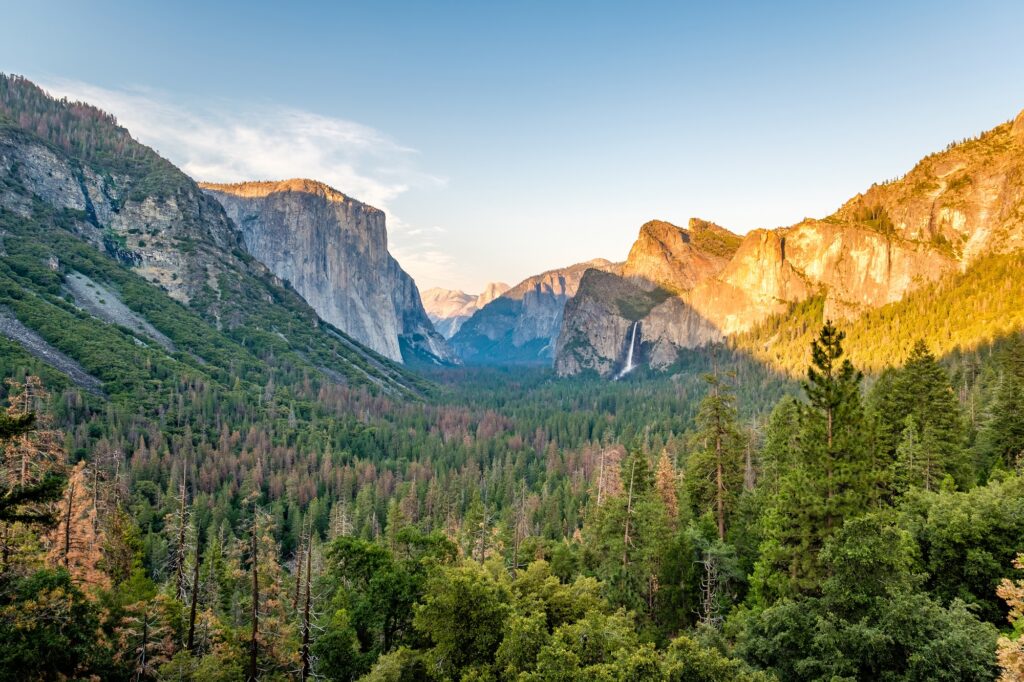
[0,74,426,395]
[450,259,618,364]
[201,179,456,365]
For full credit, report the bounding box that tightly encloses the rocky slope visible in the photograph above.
[200,179,456,365]
[450,259,618,364]
[422,282,510,338]
[557,108,1024,377]
[0,74,425,395]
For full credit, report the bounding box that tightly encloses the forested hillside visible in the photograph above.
[3,318,1024,679]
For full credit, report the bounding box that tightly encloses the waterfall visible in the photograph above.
[615,321,640,380]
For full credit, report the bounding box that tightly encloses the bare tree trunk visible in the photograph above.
[248,522,259,682]
[175,462,188,600]
[62,479,76,567]
[187,530,201,652]
[292,527,304,611]
[134,610,149,682]
[300,533,313,681]
[715,428,726,541]
[622,460,635,568]
[699,551,721,629]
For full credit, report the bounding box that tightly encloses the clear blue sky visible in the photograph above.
[4,1,1024,292]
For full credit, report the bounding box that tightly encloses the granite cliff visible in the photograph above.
[0,74,424,394]
[201,179,456,365]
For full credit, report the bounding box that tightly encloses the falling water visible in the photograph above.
[615,321,640,380]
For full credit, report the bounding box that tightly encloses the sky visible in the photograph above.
[3,1,1024,292]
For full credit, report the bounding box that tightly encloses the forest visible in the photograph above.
[2,320,1024,681]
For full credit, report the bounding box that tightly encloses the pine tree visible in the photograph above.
[686,373,746,540]
[893,417,946,493]
[654,450,679,525]
[870,340,968,485]
[977,338,1024,474]
[47,462,108,589]
[755,322,874,598]
[757,397,800,498]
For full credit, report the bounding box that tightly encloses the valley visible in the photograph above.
[0,70,1022,682]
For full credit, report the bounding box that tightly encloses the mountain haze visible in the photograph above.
[449,258,619,364]
[422,281,510,338]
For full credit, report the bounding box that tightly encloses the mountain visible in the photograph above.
[449,259,618,364]
[555,220,739,377]
[557,108,1024,377]
[422,281,510,338]
[200,179,455,366]
[0,74,426,398]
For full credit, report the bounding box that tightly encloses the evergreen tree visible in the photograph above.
[870,340,968,485]
[755,323,874,598]
[686,373,746,540]
[893,417,946,493]
[976,338,1024,474]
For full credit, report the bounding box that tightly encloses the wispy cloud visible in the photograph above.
[38,78,452,285]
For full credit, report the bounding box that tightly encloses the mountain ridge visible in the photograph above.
[556,107,1024,376]
[449,258,619,364]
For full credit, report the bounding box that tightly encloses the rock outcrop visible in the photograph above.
[0,126,244,310]
[557,109,1024,376]
[555,221,736,376]
[450,259,618,364]
[422,282,510,338]
[201,179,456,365]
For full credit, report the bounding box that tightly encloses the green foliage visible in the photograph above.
[738,516,999,681]
[0,569,110,680]
[868,340,968,489]
[896,474,1024,624]
[755,323,876,598]
[853,204,896,235]
[0,74,191,200]
[686,373,747,540]
[737,251,1024,376]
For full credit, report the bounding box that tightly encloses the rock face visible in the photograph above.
[557,109,1024,376]
[622,219,742,292]
[555,221,737,376]
[422,282,510,338]
[450,259,618,364]
[0,127,244,310]
[201,180,455,365]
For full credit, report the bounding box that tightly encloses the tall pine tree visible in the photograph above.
[755,322,874,598]
[686,373,746,540]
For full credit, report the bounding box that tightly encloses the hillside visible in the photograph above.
[0,74,427,399]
